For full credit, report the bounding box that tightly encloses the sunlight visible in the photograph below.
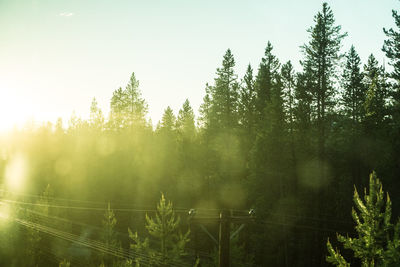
[4,153,28,192]
[0,89,34,132]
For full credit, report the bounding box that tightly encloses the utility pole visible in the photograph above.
[188,208,254,267]
[219,210,230,267]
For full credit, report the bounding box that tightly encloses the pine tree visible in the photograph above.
[294,63,314,142]
[128,228,151,267]
[301,2,347,161]
[176,99,196,140]
[383,8,400,118]
[363,54,387,129]
[208,49,239,130]
[158,106,176,135]
[90,97,105,131]
[341,46,366,125]
[110,87,127,129]
[238,64,257,139]
[176,99,197,174]
[124,72,148,127]
[326,172,400,266]
[198,84,212,129]
[145,194,190,265]
[110,73,148,129]
[281,61,296,132]
[101,202,120,266]
[254,42,280,124]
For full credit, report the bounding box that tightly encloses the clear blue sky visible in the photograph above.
[0,0,397,130]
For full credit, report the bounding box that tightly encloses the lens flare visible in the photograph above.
[4,153,28,192]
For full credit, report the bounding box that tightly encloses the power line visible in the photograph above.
[4,204,191,267]
[15,218,163,267]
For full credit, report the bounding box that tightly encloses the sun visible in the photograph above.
[0,89,34,132]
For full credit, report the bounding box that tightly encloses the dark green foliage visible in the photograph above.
[383,9,400,89]
[341,46,366,124]
[238,64,256,136]
[207,49,239,131]
[301,2,347,163]
[176,99,196,140]
[254,42,280,124]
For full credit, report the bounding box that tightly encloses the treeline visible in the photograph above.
[1,2,400,266]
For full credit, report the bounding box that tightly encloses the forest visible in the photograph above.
[1,2,400,266]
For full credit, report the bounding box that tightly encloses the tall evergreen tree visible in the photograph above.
[124,72,148,127]
[110,73,148,129]
[301,2,347,162]
[90,97,105,131]
[382,7,400,208]
[208,49,239,130]
[238,64,257,158]
[281,61,296,131]
[198,84,212,130]
[176,99,197,178]
[254,42,280,124]
[383,8,400,119]
[281,61,297,184]
[176,99,196,140]
[158,106,176,135]
[294,64,314,144]
[110,87,126,129]
[341,46,366,125]
[300,3,346,264]
[363,54,387,128]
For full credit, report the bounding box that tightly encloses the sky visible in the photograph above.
[0,0,398,131]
